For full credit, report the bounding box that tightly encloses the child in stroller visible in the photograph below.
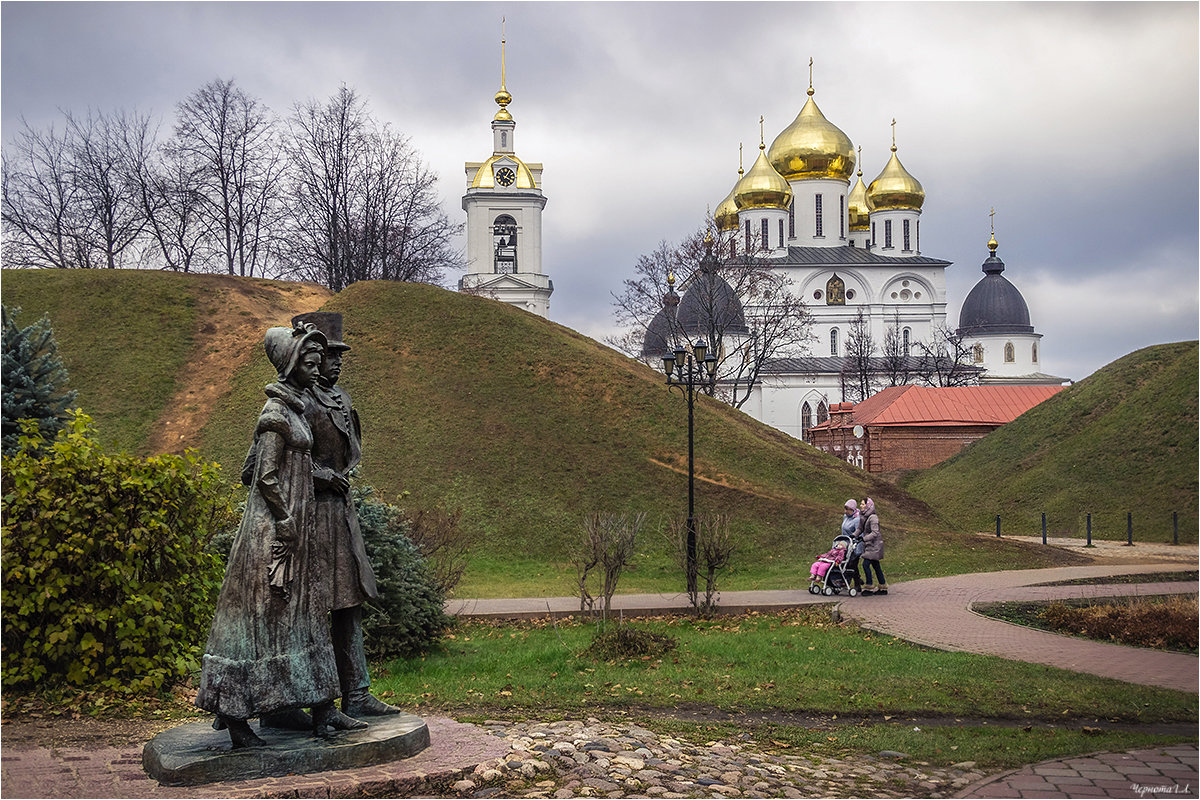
[808,534,862,596]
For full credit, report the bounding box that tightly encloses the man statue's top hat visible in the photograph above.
[291,312,350,351]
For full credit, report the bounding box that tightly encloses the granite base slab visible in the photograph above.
[142,713,430,786]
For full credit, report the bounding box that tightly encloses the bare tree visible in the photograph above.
[171,78,282,276]
[915,324,980,387]
[612,224,812,409]
[2,119,87,269]
[65,109,149,270]
[132,136,210,273]
[666,514,736,614]
[572,513,645,625]
[405,507,477,597]
[280,85,461,291]
[880,311,913,388]
[2,110,150,270]
[840,307,877,403]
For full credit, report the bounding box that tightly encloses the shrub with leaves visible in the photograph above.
[1,305,78,455]
[1,412,233,693]
[353,485,451,658]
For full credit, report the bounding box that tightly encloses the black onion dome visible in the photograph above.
[641,302,677,358]
[676,268,750,337]
[957,247,1033,335]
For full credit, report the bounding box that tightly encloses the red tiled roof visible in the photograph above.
[816,384,1066,428]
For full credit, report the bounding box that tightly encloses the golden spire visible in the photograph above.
[739,142,744,175]
[807,57,814,97]
[891,118,897,152]
[988,208,998,253]
[856,145,862,177]
[759,115,765,149]
[494,18,513,121]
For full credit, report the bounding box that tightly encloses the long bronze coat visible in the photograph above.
[306,382,378,610]
[195,383,340,719]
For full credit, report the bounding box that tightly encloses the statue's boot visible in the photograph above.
[312,701,368,738]
[260,707,314,730]
[222,716,265,749]
[344,688,401,717]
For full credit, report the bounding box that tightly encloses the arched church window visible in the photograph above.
[903,328,911,354]
[761,218,769,249]
[903,219,911,251]
[815,194,823,237]
[778,218,785,249]
[840,195,845,239]
[1004,342,1015,363]
[916,219,920,252]
[872,222,876,247]
[830,328,839,357]
[501,131,507,148]
[884,219,893,249]
[745,219,751,252]
[817,401,829,423]
[801,401,812,438]
[492,214,518,274]
[1032,342,1039,363]
[788,198,795,238]
[825,275,846,306]
[973,343,984,364]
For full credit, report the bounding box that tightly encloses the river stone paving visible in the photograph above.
[449,718,988,798]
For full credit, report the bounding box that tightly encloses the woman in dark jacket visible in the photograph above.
[858,497,887,595]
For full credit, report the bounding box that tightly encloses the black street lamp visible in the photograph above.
[661,338,718,603]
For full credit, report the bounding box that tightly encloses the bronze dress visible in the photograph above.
[195,382,340,720]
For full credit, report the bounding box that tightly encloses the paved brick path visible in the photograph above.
[839,564,1198,693]
[0,717,507,799]
[956,743,1198,798]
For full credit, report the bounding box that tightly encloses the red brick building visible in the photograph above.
[806,384,1065,472]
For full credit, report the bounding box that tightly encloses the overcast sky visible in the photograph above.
[3,1,1197,381]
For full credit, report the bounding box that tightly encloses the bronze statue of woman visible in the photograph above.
[195,322,367,748]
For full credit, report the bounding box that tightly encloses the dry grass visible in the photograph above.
[1041,595,1198,652]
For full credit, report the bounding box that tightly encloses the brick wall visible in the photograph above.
[809,424,998,472]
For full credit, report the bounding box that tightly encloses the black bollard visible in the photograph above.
[1173,511,1179,546]
[1127,512,1133,546]
[1086,513,1092,547]
[1042,512,1047,545]
[996,515,1001,538]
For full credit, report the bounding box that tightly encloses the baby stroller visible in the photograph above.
[808,533,863,597]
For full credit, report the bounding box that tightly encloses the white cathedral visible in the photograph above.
[645,77,1065,439]
[457,49,1063,440]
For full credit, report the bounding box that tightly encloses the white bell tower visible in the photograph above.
[459,31,552,317]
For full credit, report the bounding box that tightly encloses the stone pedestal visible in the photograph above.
[143,713,429,786]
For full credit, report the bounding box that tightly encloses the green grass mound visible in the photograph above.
[2,270,201,452]
[200,281,900,575]
[903,341,1199,540]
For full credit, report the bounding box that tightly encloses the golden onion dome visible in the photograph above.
[734,144,793,211]
[867,145,925,211]
[767,88,855,182]
[714,183,740,231]
[847,169,872,231]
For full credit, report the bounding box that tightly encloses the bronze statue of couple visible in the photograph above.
[195,312,399,748]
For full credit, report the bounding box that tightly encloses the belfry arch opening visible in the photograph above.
[493,214,518,273]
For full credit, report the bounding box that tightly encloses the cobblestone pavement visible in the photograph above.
[453,718,990,798]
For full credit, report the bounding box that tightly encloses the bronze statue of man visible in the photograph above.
[292,311,400,718]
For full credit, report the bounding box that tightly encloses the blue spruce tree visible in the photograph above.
[2,305,78,454]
